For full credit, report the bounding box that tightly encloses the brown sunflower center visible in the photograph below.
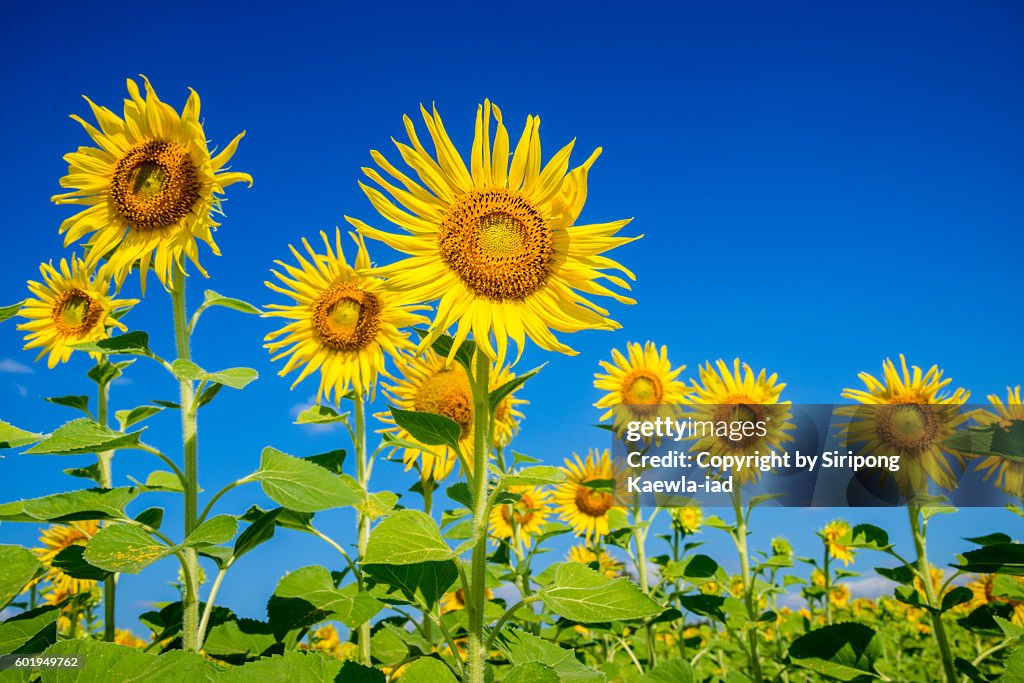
[875,404,940,453]
[110,141,201,230]
[52,289,103,336]
[500,493,536,526]
[574,483,613,517]
[312,283,381,351]
[414,368,473,438]
[623,370,664,413]
[438,188,554,300]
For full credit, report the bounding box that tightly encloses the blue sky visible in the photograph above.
[1,0,1023,628]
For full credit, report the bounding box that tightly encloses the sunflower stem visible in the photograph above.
[96,378,117,642]
[908,501,958,683]
[632,503,656,669]
[354,392,372,666]
[171,266,201,653]
[823,542,832,625]
[467,347,491,683]
[731,489,764,683]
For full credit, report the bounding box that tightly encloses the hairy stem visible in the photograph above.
[96,379,116,642]
[467,349,491,683]
[908,502,958,683]
[732,489,764,683]
[354,393,372,666]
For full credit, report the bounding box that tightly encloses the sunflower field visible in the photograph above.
[1,69,1023,683]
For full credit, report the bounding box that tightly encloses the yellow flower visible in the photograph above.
[830,584,851,609]
[440,587,493,614]
[974,387,1024,497]
[350,101,638,366]
[841,355,969,492]
[822,520,855,566]
[567,545,623,578]
[811,569,826,588]
[729,578,746,598]
[700,581,722,596]
[35,522,99,596]
[553,449,620,540]
[52,77,251,290]
[489,485,551,548]
[264,229,428,402]
[115,629,148,649]
[683,359,794,486]
[966,574,1024,625]
[17,257,136,368]
[913,565,946,601]
[377,349,525,480]
[594,342,689,433]
[670,505,703,534]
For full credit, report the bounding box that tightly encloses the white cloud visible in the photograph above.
[15,383,28,397]
[0,358,32,374]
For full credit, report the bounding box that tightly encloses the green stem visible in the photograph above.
[196,566,229,650]
[632,505,656,669]
[466,348,491,683]
[96,379,117,642]
[354,393,372,666]
[732,489,764,683]
[824,543,832,625]
[486,594,541,649]
[171,267,201,652]
[908,501,958,683]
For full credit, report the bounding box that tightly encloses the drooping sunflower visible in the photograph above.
[594,341,689,435]
[840,355,969,493]
[974,387,1024,497]
[553,449,621,541]
[821,519,855,566]
[683,359,794,486]
[348,101,639,365]
[488,485,551,548]
[378,349,525,480]
[669,505,703,535]
[17,256,136,368]
[567,544,623,578]
[264,229,428,402]
[52,77,252,290]
[35,521,99,596]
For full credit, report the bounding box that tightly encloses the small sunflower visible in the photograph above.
[830,584,852,609]
[594,341,689,435]
[17,256,136,368]
[264,229,428,402]
[811,568,827,588]
[440,587,493,614]
[52,77,252,290]
[567,544,623,578]
[700,581,722,596]
[378,349,525,481]
[553,449,620,541]
[35,522,99,596]
[966,574,1024,625]
[489,485,551,548]
[349,101,639,366]
[669,505,703,535]
[974,387,1024,497]
[841,355,969,493]
[822,520,855,566]
[114,630,148,649]
[683,359,794,486]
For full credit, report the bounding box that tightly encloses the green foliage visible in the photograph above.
[0,545,44,610]
[538,562,664,623]
[24,418,142,456]
[496,629,606,682]
[171,360,259,390]
[251,447,360,513]
[788,622,881,681]
[268,565,382,632]
[0,487,138,522]
[363,560,459,610]
[363,510,455,564]
[84,523,172,574]
[389,406,462,451]
[0,420,42,449]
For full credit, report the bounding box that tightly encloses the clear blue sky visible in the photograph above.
[1,0,1022,627]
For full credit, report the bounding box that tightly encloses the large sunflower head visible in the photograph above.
[553,449,621,541]
[974,387,1024,498]
[348,101,639,366]
[594,341,689,435]
[683,359,794,486]
[264,229,428,402]
[377,348,525,481]
[488,485,551,548]
[840,355,969,493]
[51,77,252,290]
[35,521,99,597]
[17,256,136,368]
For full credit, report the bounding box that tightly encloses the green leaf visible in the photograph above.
[496,628,606,682]
[195,382,223,409]
[0,300,24,324]
[942,586,974,612]
[252,447,360,513]
[134,507,164,529]
[0,545,44,610]
[489,364,543,413]
[447,482,473,508]
[294,404,350,426]
[84,523,173,573]
[505,663,561,683]
[395,657,459,682]
[144,470,185,492]
[363,510,455,565]
[875,566,915,585]
[51,545,112,581]
[269,565,383,631]
[788,623,880,681]
[44,395,91,416]
[87,359,134,386]
[642,658,696,683]
[663,554,718,580]
[72,331,153,357]
[416,330,476,370]
[303,449,346,474]
[64,463,102,483]
[115,405,164,430]
[0,420,43,449]
[999,647,1024,682]
[200,290,261,316]
[538,563,664,623]
[185,515,238,547]
[233,508,281,562]
[171,359,258,390]
[201,617,277,659]
[0,606,58,655]
[956,543,1024,575]
[0,487,138,522]
[967,532,1013,546]
[677,594,727,622]
[363,560,459,610]
[24,418,142,455]
[849,524,891,550]
[43,639,221,682]
[358,491,399,521]
[502,466,566,486]
[388,406,462,451]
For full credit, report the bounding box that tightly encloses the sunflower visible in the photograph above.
[377,348,525,481]
[966,574,1024,625]
[114,630,148,649]
[52,77,251,290]
[553,449,620,541]
[683,359,794,486]
[594,341,689,435]
[489,485,551,548]
[841,355,969,493]
[348,101,639,366]
[440,587,493,614]
[822,520,855,566]
[17,256,136,368]
[700,581,722,596]
[974,387,1024,497]
[264,229,428,402]
[567,544,623,578]
[669,505,703,535]
[830,584,852,609]
[35,522,99,596]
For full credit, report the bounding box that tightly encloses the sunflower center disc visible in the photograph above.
[414,369,474,437]
[876,404,940,453]
[52,289,102,336]
[575,484,613,517]
[312,284,381,351]
[110,141,201,230]
[438,188,554,300]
